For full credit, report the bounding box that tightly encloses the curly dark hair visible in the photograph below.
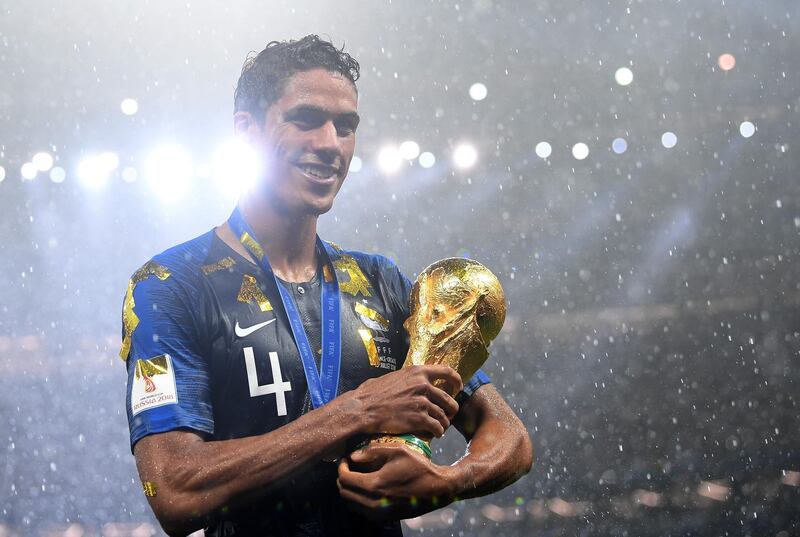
[234,35,360,123]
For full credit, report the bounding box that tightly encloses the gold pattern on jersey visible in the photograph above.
[357,328,381,367]
[135,355,169,380]
[323,264,334,283]
[240,231,265,261]
[119,261,172,361]
[334,255,373,297]
[143,481,157,497]
[237,274,273,312]
[354,303,389,331]
[201,256,236,275]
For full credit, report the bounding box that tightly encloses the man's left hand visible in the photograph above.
[337,443,458,521]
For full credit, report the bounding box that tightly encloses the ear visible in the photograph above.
[234,111,261,140]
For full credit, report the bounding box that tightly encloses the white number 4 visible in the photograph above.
[243,348,292,416]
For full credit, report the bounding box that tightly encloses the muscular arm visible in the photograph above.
[338,384,532,519]
[446,384,533,498]
[135,365,462,536]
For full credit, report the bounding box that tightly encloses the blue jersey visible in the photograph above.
[120,229,490,536]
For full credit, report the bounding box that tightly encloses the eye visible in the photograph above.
[335,119,358,137]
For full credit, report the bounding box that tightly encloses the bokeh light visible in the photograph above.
[572,143,590,160]
[144,144,193,201]
[32,151,54,172]
[120,98,139,115]
[452,143,478,169]
[0,165,5,182]
[377,145,402,174]
[612,138,628,154]
[418,152,436,168]
[661,131,678,149]
[49,167,66,183]
[21,162,37,180]
[614,67,634,86]
[718,53,736,71]
[739,121,755,138]
[348,156,362,173]
[535,141,552,159]
[399,140,420,160]
[469,82,488,101]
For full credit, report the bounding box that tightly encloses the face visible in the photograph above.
[238,68,360,216]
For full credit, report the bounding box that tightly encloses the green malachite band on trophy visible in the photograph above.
[396,434,432,459]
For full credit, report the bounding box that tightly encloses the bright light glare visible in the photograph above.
[122,167,139,183]
[0,166,5,182]
[121,98,139,115]
[213,139,261,199]
[78,153,118,189]
[469,83,488,101]
[452,143,478,169]
[378,146,403,174]
[418,152,436,168]
[661,132,678,149]
[612,138,628,154]
[32,152,54,172]
[145,145,194,201]
[349,156,362,173]
[399,140,420,160]
[572,143,590,160]
[739,121,755,138]
[615,67,634,86]
[535,142,552,159]
[50,167,66,183]
[21,162,37,180]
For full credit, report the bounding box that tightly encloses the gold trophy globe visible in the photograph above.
[370,257,506,459]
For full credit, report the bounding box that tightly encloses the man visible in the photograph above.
[121,35,532,536]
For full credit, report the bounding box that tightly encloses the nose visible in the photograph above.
[310,120,341,163]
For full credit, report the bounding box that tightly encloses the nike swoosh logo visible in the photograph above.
[235,318,276,338]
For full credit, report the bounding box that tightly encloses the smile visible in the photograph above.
[295,163,339,181]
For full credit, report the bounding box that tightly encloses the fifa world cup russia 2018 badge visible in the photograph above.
[131,354,179,415]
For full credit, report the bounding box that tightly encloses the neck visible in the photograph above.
[235,195,319,283]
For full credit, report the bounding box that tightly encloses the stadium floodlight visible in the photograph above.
[739,121,755,138]
[614,67,634,86]
[469,83,488,101]
[121,98,139,115]
[418,152,436,169]
[398,140,420,161]
[452,143,478,170]
[212,139,262,200]
[21,162,37,180]
[535,141,552,159]
[144,144,193,201]
[348,156,362,173]
[32,151,54,172]
[377,145,402,174]
[572,143,590,160]
[50,167,66,183]
[661,132,678,149]
[77,152,118,189]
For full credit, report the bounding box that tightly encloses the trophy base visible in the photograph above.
[362,434,432,460]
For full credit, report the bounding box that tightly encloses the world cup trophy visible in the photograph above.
[370,257,506,459]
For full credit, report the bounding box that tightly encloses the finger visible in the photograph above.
[417,413,445,438]
[338,461,376,492]
[425,386,460,420]
[424,400,451,434]
[349,445,391,465]
[422,365,464,394]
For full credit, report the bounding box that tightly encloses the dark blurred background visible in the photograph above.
[1,1,799,535]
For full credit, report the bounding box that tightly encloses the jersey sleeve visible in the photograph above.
[374,255,492,399]
[122,263,214,451]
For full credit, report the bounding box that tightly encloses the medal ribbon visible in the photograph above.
[228,207,342,408]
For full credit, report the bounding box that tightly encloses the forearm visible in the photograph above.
[446,387,533,501]
[137,393,365,533]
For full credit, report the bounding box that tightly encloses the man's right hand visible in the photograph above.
[345,364,463,438]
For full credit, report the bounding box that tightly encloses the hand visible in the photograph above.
[348,365,462,438]
[337,443,456,521]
